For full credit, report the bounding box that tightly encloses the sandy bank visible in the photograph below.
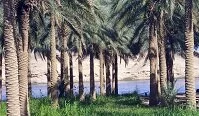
[2,53,199,84]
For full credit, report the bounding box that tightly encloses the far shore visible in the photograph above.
[2,54,199,86]
[25,76,199,85]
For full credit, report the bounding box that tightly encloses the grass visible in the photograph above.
[1,93,199,116]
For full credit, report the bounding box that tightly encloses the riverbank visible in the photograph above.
[1,93,198,116]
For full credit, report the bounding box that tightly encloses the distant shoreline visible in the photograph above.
[2,76,199,86]
[28,76,199,85]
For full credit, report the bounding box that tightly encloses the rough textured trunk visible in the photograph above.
[90,45,96,99]
[0,54,2,103]
[185,0,196,108]
[114,55,118,95]
[78,39,84,101]
[99,49,105,95]
[60,47,64,97]
[166,37,174,88]
[111,54,118,95]
[47,57,51,97]
[50,14,58,107]
[149,19,159,106]
[105,53,111,96]
[69,52,73,96]
[3,0,21,115]
[158,10,167,94]
[62,26,70,96]
[28,48,32,97]
[112,54,115,95]
[60,25,70,97]
[18,1,30,115]
[166,51,174,87]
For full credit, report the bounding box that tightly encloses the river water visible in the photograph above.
[1,78,199,100]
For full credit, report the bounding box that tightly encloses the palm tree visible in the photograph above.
[184,0,196,108]
[112,53,118,95]
[111,54,115,95]
[39,0,61,107]
[16,0,31,115]
[78,32,85,101]
[89,44,96,99]
[166,37,174,87]
[28,46,32,97]
[163,3,184,88]
[69,51,74,96]
[164,10,184,88]
[109,0,159,102]
[88,0,96,100]
[105,51,111,96]
[59,24,70,97]
[148,9,159,107]
[114,55,118,95]
[99,48,105,95]
[3,0,21,115]
[66,21,85,101]
[158,10,167,95]
[47,56,51,97]
[50,12,59,107]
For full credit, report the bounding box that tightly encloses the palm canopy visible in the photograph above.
[109,0,199,57]
[77,0,133,65]
[28,0,133,62]
[30,0,95,59]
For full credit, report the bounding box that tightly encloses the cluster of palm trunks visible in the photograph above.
[0,0,197,116]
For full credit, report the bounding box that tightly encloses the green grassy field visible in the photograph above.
[0,93,199,116]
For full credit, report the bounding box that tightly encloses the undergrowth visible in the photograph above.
[0,93,198,116]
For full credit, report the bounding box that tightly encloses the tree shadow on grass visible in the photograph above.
[78,95,108,106]
[114,93,142,106]
[58,93,145,110]
[92,110,150,116]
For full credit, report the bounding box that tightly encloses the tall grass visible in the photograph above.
[0,93,199,116]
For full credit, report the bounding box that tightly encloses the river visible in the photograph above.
[1,78,199,100]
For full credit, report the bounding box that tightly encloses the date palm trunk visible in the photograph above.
[3,0,21,115]
[47,57,51,97]
[78,39,84,101]
[105,53,111,96]
[50,14,58,107]
[185,0,196,108]
[158,10,167,94]
[60,25,70,97]
[69,52,74,97]
[114,54,118,95]
[111,54,118,95]
[99,48,105,95]
[149,18,159,106]
[90,45,96,100]
[17,1,30,115]
[166,37,174,88]
[60,47,64,97]
[28,48,32,97]
[0,53,2,103]
[112,54,115,95]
